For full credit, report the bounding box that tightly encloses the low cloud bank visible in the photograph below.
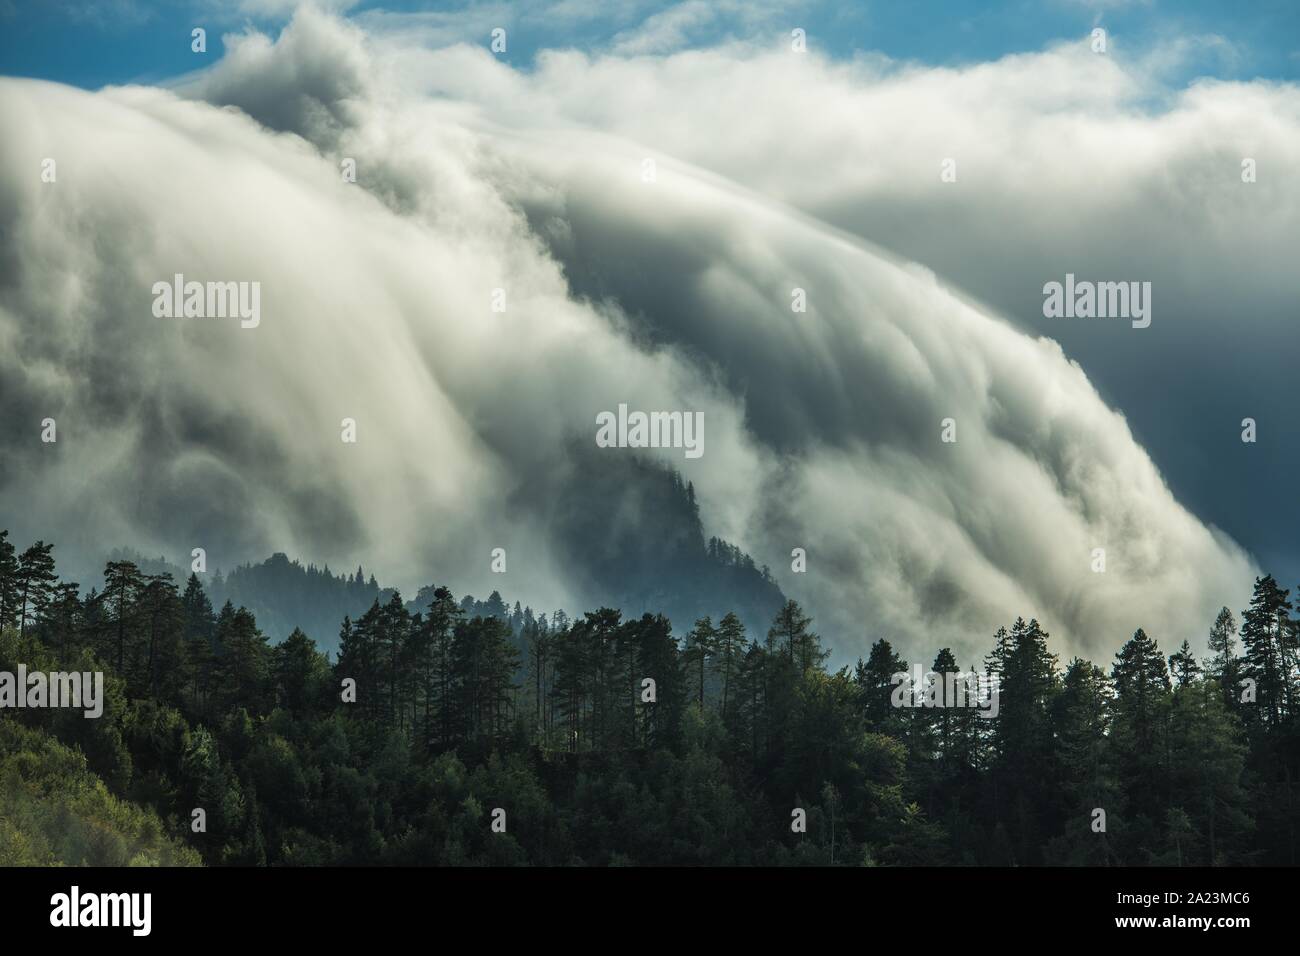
[0,9,1262,664]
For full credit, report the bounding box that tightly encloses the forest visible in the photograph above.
[106,466,788,652]
[1,522,1298,867]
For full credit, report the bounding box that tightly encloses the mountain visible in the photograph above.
[100,459,784,655]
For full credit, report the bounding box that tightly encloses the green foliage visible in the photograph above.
[0,717,199,866]
[0,524,1295,866]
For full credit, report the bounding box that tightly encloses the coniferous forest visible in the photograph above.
[1,524,1297,868]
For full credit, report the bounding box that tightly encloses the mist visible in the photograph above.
[0,7,1265,666]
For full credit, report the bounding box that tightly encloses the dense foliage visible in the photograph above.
[1,525,1298,866]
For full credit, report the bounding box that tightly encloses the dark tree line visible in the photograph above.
[98,462,784,656]
[2,526,1299,866]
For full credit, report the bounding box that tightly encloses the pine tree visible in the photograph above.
[987,618,1060,863]
[1112,628,1170,740]
[731,640,767,760]
[338,599,382,721]
[989,619,1059,765]
[1111,628,1172,831]
[630,613,684,752]
[216,605,269,714]
[139,573,185,700]
[1206,606,1240,709]
[0,529,20,631]
[1239,575,1295,729]
[1048,658,1120,864]
[482,590,508,621]
[1168,639,1202,688]
[450,615,519,744]
[549,616,587,753]
[611,614,642,749]
[759,616,799,767]
[181,574,217,714]
[572,608,622,751]
[42,581,83,657]
[714,612,746,721]
[420,586,462,749]
[525,616,552,743]
[16,540,57,637]
[100,559,143,673]
[273,627,330,715]
[1165,677,1252,865]
[856,638,906,733]
[767,600,827,674]
[929,648,960,767]
[377,591,411,730]
[684,616,716,710]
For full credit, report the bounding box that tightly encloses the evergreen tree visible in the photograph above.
[139,573,185,700]
[684,616,716,710]
[1168,639,1202,688]
[525,616,552,743]
[928,648,960,768]
[377,591,411,729]
[1206,606,1240,711]
[181,574,217,714]
[629,613,684,752]
[42,581,83,657]
[550,616,588,753]
[732,640,767,760]
[1111,628,1172,834]
[420,586,462,750]
[1164,677,1252,865]
[273,627,330,716]
[0,529,20,630]
[16,540,57,637]
[1239,575,1295,729]
[767,600,827,674]
[714,611,746,722]
[4,523,1295,868]
[450,615,519,745]
[856,638,907,733]
[570,608,622,751]
[338,600,382,721]
[1048,658,1120,864]
[987,618,1060,863]
[216,606,269,714]
[100,560,143,673]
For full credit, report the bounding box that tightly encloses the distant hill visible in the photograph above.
[544,450,786,640]
[102,548,393,653]
[100,458,785,654]
[213,554,394,649]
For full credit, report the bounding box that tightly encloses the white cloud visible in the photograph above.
[0,8,1268,665]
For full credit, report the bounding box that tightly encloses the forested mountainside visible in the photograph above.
[2,525,1298,866]
[98,463,784,654]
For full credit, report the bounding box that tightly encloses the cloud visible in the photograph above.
[393,25,1300,586]
[0,8,1265,665]
[608,0,800,56]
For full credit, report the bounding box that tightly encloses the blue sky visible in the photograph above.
[3,0,1299,89]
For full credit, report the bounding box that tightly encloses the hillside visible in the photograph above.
[103,460,784,654]
[0,719,200,866]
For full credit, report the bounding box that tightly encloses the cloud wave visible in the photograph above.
[0,8,1263,665]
